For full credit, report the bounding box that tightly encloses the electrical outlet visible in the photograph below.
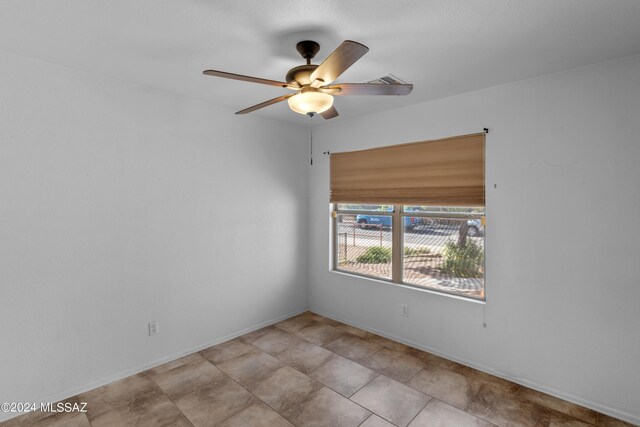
[401,304,409,317]
[148,321,159,336]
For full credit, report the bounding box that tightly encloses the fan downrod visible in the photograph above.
[286,41,321,85]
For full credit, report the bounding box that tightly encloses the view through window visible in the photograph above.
[334,204,485,300]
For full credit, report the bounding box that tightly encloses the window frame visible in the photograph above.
[331,204,485,301]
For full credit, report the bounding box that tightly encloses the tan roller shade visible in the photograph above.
[330,132,485,206]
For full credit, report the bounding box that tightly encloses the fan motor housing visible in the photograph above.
[285,64,318,86]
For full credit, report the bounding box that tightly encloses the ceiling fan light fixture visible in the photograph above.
[287,91,333,115]
[203,40,412,119]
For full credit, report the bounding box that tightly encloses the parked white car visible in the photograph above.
[466,219,484,237]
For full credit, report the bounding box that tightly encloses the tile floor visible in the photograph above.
[3,312,636,427]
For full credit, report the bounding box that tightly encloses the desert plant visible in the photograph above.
[440,240,484,278]
[404,246,430,256]
[356,246,392,264]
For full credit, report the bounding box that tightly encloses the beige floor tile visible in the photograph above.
[239,325,277,343]
[147,353,226,399]
[292,311,337,325]
[171,376,256,426]
[549,410,595,427]
[251,365,322,412]
[360,414,397,427]
[407,364,476,410]
[274,340,335,374]
[294,323,343,346]
[248,327,307,355]
[364,347,424,383]
[1,409,91,427]
[218,402,294,427]
[404,348,469,372]
[146,352,202,374]
[467,384,551,427]
[365,333,411,352]
[519,387,597,424]
[199,337,259,365]
[308,354,377,397]
[597,413,638,426]
[335,324,370,338]
[239,325,273,343]
[306,313,343,327]
[12,324,630,427]
[351,375,431,427]
[78,373,159,421]
[282,386,371,427]
[89,390,191,427]
[324,333,382,362]
[294,311,321,321]
[296,322,342,345]
[462,368,521,395]
[408,399,494,427]
[275,316,315,334]
[217,350,283,389]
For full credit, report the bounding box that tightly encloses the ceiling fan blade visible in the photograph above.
[324,83,413,96]
[321,106,339,119]
[235,94,294,115]
[317,87,341,95]
[309,40,369,87]
[203,69,290,88]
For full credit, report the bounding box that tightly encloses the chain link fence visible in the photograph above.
[336,214,484,299]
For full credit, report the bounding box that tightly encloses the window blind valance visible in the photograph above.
[330,132,485,206]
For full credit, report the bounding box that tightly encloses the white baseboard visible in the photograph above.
[0,307,308,423]
[309,307,640,426]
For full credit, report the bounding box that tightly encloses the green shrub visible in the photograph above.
[440,240,484,278]
[404,246,430,256]
[356,246,392,264]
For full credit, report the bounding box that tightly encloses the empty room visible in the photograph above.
[1,1,639,426]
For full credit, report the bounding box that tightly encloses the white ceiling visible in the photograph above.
[2,0,640,126]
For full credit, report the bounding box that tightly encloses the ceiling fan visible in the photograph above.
[203,40,413,119]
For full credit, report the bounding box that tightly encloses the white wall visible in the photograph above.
[0,51,308,419]
[308,54,640,423]
[2,47,639,425]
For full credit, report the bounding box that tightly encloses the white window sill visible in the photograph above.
[330,269,486,305]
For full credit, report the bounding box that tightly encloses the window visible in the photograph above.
[333,205,485,299]
[329,133,486,300]
[335,204,394,281]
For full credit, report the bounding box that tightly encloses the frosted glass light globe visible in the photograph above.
[288,91,333,115]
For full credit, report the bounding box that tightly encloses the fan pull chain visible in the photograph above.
[310,119,313,166]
